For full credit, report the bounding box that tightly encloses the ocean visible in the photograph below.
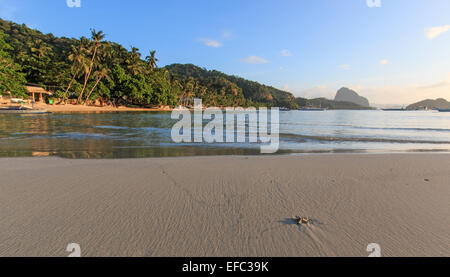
[0,110,449,158]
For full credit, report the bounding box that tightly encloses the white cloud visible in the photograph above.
[425,25,450,40]
[380,59,389,65]
[241,56,269,64]
[197,38,222,48]
[415,73,450,89]
[280,49,292,57]
[349,85,365,91]
[366,0,381,8]
[296,85,334,99]
[356,77,450,105]
[339,64,351,70]
[282,84,291,92]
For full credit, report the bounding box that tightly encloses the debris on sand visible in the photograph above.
[294,216,311,226]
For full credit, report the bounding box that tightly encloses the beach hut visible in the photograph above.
[26,86,52,103]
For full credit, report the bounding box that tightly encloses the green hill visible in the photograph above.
[294,97,373,110]
[308,98,373,110]
[406,98,450,110]
[165,64,298,108]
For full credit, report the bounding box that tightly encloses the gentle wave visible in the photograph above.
[95,125,168,132]
[96,125,131,130]
[58,132,110,139]
[279,123,450,132]
[347,126,450,132]
[280,133,450,144]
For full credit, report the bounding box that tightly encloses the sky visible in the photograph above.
[0,0,449,106]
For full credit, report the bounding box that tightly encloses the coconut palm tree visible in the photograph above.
[28,40,53,83]
[77,29,105,103]
[127,46,143,76]
[184,78,196,106]
[82,43,113,104]
[31,40,52,59]
[145,50,158,71]
[60,41,86,104]
[83,65,111,105]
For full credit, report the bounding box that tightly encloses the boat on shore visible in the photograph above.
[0,106,51,115]
[438,109,450,112]
[0,97,52,114]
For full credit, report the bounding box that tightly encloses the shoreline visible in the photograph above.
[0,102,174,113]
[1,148,450,160]
[0,103,446,113]
[2,149,450,160]
[36,103,173,113]
[1,153,449,257]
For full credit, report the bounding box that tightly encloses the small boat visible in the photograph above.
[0,97,52,114]
[438,109,450,112]
[279,108,291,112]
[382,108,407,111]
[10,98,25,104]
[0,106,51,115]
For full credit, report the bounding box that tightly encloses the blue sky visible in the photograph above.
[1,0,449,105]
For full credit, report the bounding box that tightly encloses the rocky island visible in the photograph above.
[334,87,371,107]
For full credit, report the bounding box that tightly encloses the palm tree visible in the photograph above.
[29,40,52,82]
[77,29,105,103]
[82,43,113,105]
[60,41,86,104]
[77,56,91,101]
[145,50,158,71]
[184,78,196,106]
[83,66,111,105]
[31,40,52,59]
[127,46,143,76]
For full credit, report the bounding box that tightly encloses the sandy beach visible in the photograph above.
[0,102,173,113]
[0,154,449,257]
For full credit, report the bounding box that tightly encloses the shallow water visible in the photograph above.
[0,110,449,158]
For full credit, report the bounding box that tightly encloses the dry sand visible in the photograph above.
[0,154,449,257]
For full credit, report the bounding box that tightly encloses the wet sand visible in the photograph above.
[0,154,449,257]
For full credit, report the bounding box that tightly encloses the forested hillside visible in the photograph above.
[165,64,298,108]
[406,98,450,110]
[0,18,297,108]
[298,97,374,110]
[0,30,26,95]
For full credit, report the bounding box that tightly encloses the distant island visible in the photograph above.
[295,87,373,110]
[335,87,370,107]
[406,98,450,110]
